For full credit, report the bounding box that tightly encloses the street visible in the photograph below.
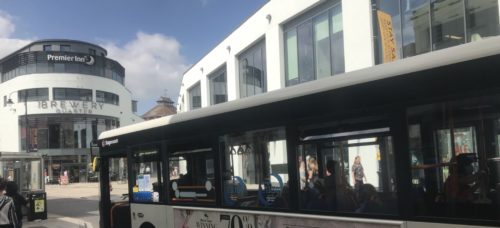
[24,183,103,228]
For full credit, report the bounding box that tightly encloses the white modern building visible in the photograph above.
[0,39,141,183]
[177,0,499,111]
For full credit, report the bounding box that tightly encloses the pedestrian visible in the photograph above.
[0,180,18,228]
[352,156,367,193]
[5,181,27,228]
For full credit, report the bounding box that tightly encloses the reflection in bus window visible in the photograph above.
[408,94,500,221]
[109,157,128,202]
[168,149,215,205]
[132,149,161,203]
[221,127,289,208]
[298,127,397,214]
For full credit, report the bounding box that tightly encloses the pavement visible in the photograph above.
[23,182,129,228]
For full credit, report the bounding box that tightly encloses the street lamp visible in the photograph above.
[7,90,30,153]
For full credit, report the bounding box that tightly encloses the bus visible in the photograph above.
[98,37,500,228]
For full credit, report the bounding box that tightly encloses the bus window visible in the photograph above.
[109,157,128,200]
[408,94,500,221]
[132,148,162,203]
[298,126,397,214]
[221,127,289,209]
[168,148,215,205]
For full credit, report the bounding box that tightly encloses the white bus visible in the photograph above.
[98,37,500,228]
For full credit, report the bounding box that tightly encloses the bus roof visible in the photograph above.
[99,36,500,140]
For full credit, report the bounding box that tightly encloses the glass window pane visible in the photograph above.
[297,21,314,83]
[109,157,128,203]
[43,45,52,51]
[132,149,161,203]
[314,12,331,79]
[188,83,201,110]
[466,0,499,42]
[169,148,215,205]
[431,0,465,50]
[222,128,289,209]
[402,0,431,57]
[253,47,265,94]
[331,5,345,75]
[286,29,299,85]
[298,126,397,214]
[408,94,500,221]
[60,45,71,52]
[209,66,227,105]
[239,40,266,98]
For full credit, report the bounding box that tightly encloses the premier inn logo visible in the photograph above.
[47,54,95,65]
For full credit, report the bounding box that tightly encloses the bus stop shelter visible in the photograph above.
[0,152,44,192]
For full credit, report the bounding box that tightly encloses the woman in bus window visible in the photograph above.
[307,157,319,187]
[352,156,367,192]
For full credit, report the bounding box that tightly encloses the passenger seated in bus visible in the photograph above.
[325,160,358,212]
[273,181,289,208]
[444,153,484,204]
[356,184,382,213]
[304,178,329,210]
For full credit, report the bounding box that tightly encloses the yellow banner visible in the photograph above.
[377,10,397,63]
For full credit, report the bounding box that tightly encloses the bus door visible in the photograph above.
[99,155,130,228]
[129,144,165,228]
[297,126,398,214]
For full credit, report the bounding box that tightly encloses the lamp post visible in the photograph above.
[7,90,29,153]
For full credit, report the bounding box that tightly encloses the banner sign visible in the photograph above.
[47,54,95,65]
[377,10,397,63]
[173,209,402,228]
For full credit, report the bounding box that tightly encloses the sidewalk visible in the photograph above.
[24,182,105,228]
[25,213,92,228]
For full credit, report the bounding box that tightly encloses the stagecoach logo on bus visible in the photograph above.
[38,100,104,114]
[46,54,95,65]
[101,138,118,147]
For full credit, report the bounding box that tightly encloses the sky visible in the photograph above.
[0,0,267,114]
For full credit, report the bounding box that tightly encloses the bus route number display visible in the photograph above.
[174,209,255,228]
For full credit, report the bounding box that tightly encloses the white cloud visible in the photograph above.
[102,32,189,109]
[0,11,31,58]
[0,11,14,38]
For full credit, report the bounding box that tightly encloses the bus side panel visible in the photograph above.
[130,203,168,228]
[406,221,496,228]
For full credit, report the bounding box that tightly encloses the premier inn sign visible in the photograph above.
[47,54,95,65]
[38,100,104,114]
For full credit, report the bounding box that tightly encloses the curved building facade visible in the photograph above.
[0,39,141,183]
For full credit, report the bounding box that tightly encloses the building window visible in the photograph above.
[208,64,227,105]
[96,90,119,105]
[132,100,138,113]
[18,88,49,102]
[188,83,201,110]
[43,45,52,51]
[53,88,92,101]
[285,3,344,86]
[60,45,71,52]
[239,39,266,98]
[89,48,96,55]
[21,115,118,150]
[373,0,499,63]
